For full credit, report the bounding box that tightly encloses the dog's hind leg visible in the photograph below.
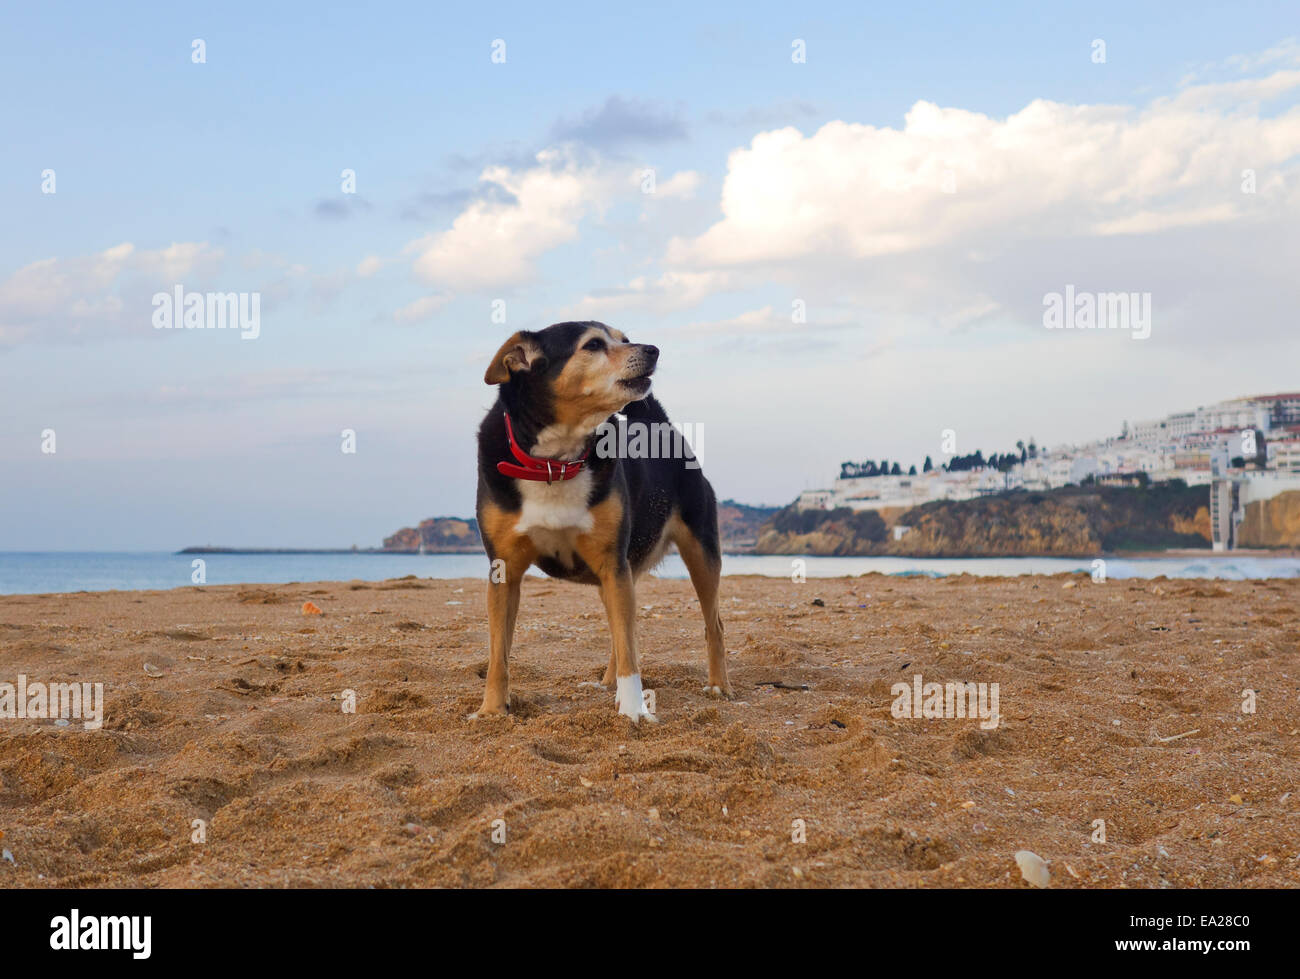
[669,512,731,698]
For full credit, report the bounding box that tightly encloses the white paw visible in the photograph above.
[615,674,658,724]
[621,704,659,724]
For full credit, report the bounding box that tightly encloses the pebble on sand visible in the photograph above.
[1014,850,1051,888]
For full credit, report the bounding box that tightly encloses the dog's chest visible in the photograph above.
[513,471,594,566]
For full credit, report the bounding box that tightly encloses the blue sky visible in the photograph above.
[3,1,1299,549]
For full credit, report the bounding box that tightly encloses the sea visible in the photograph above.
[1,551,1298,595]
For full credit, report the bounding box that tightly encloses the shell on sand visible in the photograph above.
[1015,850,1051,888]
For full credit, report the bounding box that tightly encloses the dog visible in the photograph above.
[473,321,730,723]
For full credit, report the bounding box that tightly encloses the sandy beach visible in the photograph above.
[1,573,1297,888]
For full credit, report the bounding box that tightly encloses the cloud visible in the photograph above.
[667,74,1300,271]
[566,270,738,320]
[397,182,518,222]
[550,96,687,148]
[645,169,703,200]
[393,294,449,323]
[404,148,619,291]
[0,241,226,345]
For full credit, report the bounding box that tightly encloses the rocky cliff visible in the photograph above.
[1238,489,1300,548]
[755,482,1213,557]
[715,499,781,549]
[384,499,780,553]
[383,516,482,552]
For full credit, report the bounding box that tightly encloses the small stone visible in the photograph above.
[143,662,165,678]
[1229,794,1244,804]
[1,849,13,866]
[1014,850,1051,888]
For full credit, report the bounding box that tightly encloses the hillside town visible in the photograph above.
[796,393,1300,550]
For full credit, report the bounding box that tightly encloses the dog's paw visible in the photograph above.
[619,703,659,724]
[701,683,733,700]
[614,674,658,724]
[468,702,510,720]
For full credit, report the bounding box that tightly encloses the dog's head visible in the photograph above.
[484,321,658,429]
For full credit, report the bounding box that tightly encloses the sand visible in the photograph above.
[0,572,1297,888]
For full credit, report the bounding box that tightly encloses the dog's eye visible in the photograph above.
[583,338,606,352]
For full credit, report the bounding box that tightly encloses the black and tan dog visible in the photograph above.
[473,321,729,722]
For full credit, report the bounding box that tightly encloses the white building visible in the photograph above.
[795,394,1300,516]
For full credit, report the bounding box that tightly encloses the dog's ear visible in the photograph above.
[484,331,544,385]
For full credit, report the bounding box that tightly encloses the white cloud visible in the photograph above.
[406,148,618,291]
[0,241,225,345]
[393,294,449,323]
[566,269,737,320]
[638,168,703,199]
[666,72,1300,271]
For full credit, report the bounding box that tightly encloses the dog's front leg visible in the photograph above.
[595,565,656,723]
[472,567,523,718]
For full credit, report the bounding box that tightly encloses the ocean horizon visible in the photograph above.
[1,550,1298,595]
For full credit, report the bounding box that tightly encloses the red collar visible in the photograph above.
[497,412,590,483]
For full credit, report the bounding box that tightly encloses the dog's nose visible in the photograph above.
[642,345,659,363]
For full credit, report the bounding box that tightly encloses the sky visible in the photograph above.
[2,1,1299,549]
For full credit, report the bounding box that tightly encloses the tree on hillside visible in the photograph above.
[923,455,933,472]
